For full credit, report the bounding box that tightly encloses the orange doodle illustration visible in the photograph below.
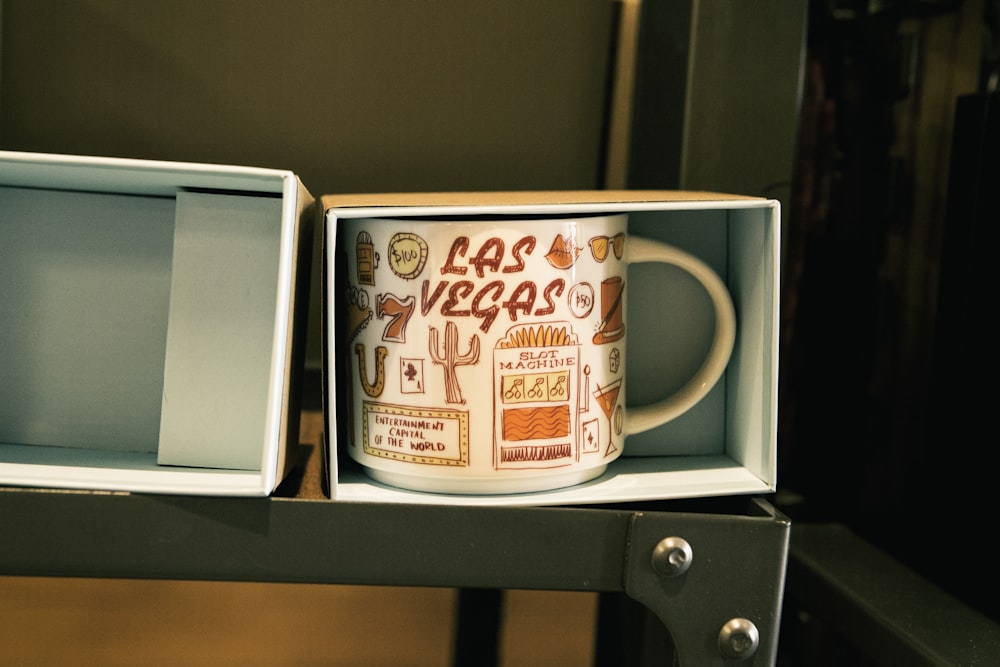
[502,370,569,403]
[429,321,480,404]
[567,282,595,318]
[592,277,625,344]
[494,323,580,470]
[355,232,378,285]
[355,343,388,397]
[497,323,573,349]
[499,442,573,464]
[400,357,425,394]
[593,379,621,420]
[588,232,625,263]
[582,418,600,453]
[502,405,571,441]
[377,293,415,343]
[362,402,470,467]
[387,232,428,279]
[544,234,584,269]
[593,378,622,456]
[347,286,373,342]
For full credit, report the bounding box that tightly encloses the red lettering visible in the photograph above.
[441,237,469,275]
[420,275,563,333]
[505,236,536,273]
[470,237,504,278]
[502,281,536,322]
[535,279,565,316]
[442,281,474,317]
[421,280,448,316]
[472,281,504,333]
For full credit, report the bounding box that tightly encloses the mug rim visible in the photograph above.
[350,212,626,223]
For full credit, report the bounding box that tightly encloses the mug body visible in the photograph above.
[343,214,629,494]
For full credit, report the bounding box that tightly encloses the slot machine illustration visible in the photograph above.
[493,322,581,470]
[355,231,377,285]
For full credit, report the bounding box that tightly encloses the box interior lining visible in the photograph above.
[0,182,284,474]
[325,201,778,505]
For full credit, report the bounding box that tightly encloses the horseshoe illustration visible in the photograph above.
[355,343,388,397]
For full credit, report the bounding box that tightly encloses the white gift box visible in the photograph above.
[323,191,780,506]
[0,151,314,495]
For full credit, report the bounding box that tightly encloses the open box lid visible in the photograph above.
[1,150,301,197]
[0,150,314,496]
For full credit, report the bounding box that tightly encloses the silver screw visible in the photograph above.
[651,536,693,577]
[718,617,759,660]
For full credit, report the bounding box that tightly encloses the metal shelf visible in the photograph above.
[1,487,788,665]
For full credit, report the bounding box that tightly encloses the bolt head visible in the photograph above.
[651,536,693,577]
[718,617,759,660]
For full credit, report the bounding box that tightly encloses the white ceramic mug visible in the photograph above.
[342,214,735,494]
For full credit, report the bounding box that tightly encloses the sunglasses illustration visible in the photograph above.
[588,232,625,262]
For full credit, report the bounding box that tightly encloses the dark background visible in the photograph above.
[776,0,998,625]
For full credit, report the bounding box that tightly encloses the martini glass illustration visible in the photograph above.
[593,378,622,456]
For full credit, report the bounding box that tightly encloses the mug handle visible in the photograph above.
[624,236,737,435]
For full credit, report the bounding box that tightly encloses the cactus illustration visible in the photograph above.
[429,321,480,404]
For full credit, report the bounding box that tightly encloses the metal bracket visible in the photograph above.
[623,498,790,664]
